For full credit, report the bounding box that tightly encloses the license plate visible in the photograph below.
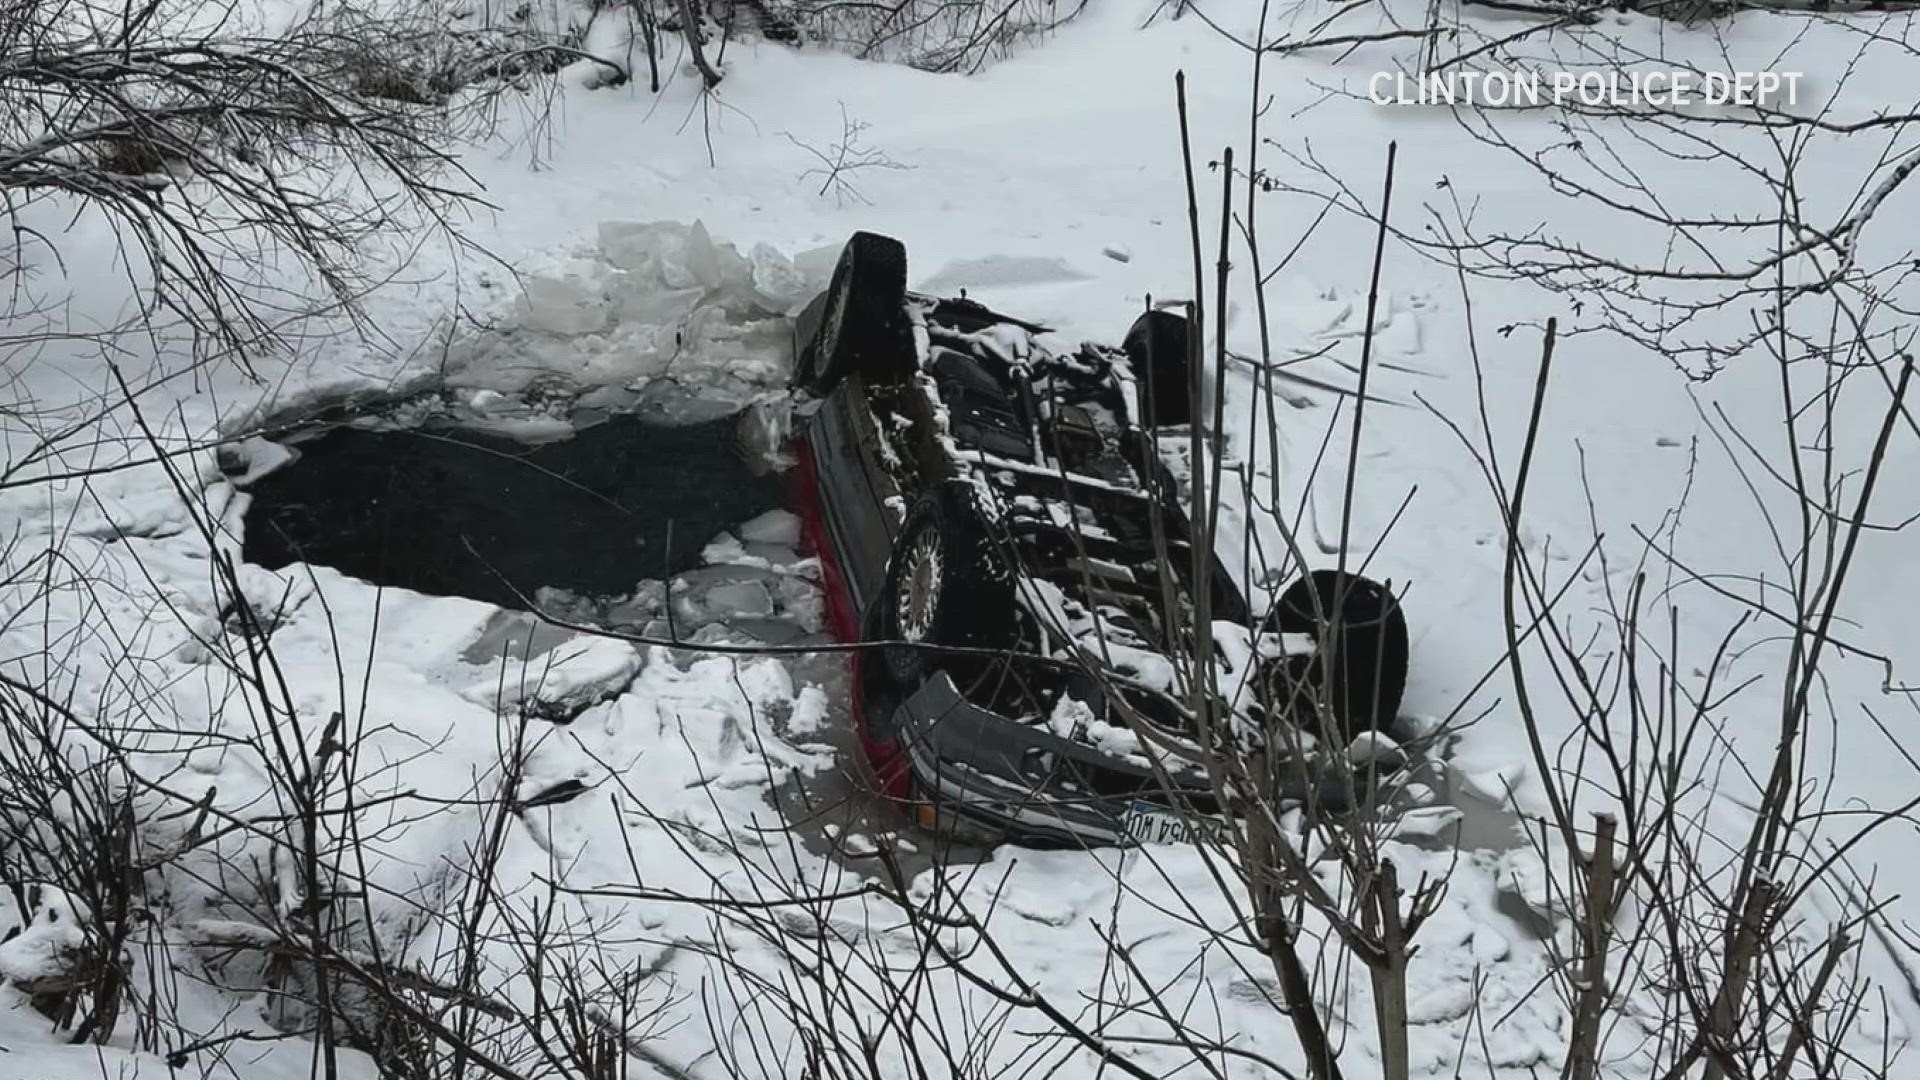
[1122,800,1232,847]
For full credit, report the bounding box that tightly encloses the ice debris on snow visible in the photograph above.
[463,636,642,714]
[1493,847,1559,924]
[216,563,314,638]
[1392,712,1445,741]
[1460,763,1527,806]
[215,435,299,487]
[537,513,824,644]
[1347,730,1405,768]
[701,532,803,570]
[1388,805,1464,841]
[446,220,829,421]
[785,685,830,737]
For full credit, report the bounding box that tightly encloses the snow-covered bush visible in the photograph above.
[0,0,496,369]
[765,0,1091,72]
[0,680,142,1043]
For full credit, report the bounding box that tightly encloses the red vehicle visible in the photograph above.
[787,232,1409,846]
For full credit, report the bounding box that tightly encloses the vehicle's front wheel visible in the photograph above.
[879,484,1018,688]
[795,231,912,395]
[1262,569,1409,740]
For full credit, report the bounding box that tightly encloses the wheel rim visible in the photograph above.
[896,529,943,642]
[820,281,848,358]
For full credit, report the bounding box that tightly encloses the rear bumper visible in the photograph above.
[890,673,1220,849]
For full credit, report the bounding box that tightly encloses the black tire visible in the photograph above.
[1263,570,1409,740]
[1123,308,1194,428]
[796,231,911,395]
[879,483,1018,687]
[790,290,831,390]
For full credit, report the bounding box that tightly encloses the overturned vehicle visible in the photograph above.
[786,232,1410,847]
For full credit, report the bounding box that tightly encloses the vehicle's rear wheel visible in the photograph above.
[1262,569,1409,740]
[880,483,1018,688]
[1123,308,1195,428]
[796,231,912,395]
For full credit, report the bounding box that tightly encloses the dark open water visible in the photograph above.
[242,415,785,609]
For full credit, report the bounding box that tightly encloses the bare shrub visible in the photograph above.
[0,0,496,369]
[784,104,909,207]
[1068,5,1920,1078]
[762,0,1090,72]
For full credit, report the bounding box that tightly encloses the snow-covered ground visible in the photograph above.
[3,1,1917,1077]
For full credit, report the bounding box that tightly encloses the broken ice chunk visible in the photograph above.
[705,580,776,619]
[1387,805,1463,841]
[735,399,796,476]
[215,436,299,487]
[1347,731,1405,769]
[702,532,753,567]
[608,276,705,325]
[669,565,786,626]
[750,241,810,313]
[658,235,701,288]
[517,275,610,335]
[791,242,842,282]
[775,575,824,632]
[599,220,685,276]
[1460,764,1526,805]
[467,389,511,413]
[686,219,724,289]
[460,637,642,715]
[737,508,802,547]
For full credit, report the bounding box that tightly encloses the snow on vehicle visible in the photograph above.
[787,231,1410,847]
